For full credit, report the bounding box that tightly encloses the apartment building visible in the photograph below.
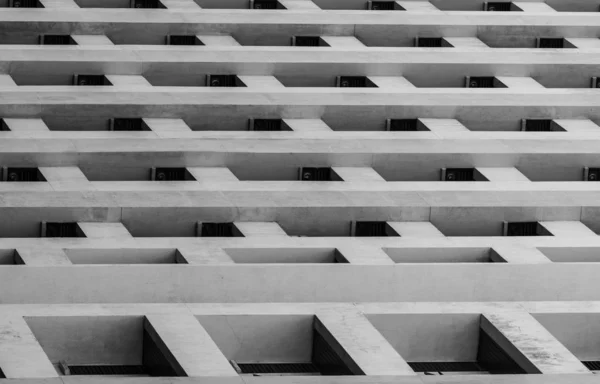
[0,0,599,382]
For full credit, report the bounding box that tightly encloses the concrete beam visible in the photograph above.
[554,119,600,134]
[38,166,93,191]
[443,37,488,48]
[283,119,332,132]
[105,75,152,88]
[481,312,590,374]
[0,317,59,378]
[368,76,415,89]
[160,0,201,9]
[387,222,445,238]
[143,118,193,138]
[315,309,415,376]
[233,222,288,237]
[0,75,17,87]
[490,245,552,264]
[539,221,598,238]
[38,0,79,7]
[475,167,531,182]
[70,35,115,46]
[144,314,238,377]
[3,118,49,133]
[237,76,285,89]
[197,35,240,46]
[77,222,133,238]
[336,244,395,265]
[565,38,600,49]
[320,36,366,48]
[331,167,386,182]
[496,77,545,89]
[419,118,470,134]
[513,2,557,12]
[15,248,72,266]
[278,0,321,10]
[186,167,239,182]
[397,1,440,11]
[176,247,235,264]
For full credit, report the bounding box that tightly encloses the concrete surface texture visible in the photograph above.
[0,0,599,382]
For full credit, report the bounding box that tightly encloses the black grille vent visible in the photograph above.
[46,222,79,238]
[11,0,39,7]
[338,76,367,88]
[354,221,388,237]
[417,37,443,47]
[68,365,147,375]
[301,167,331,181]
[142,329,178,376]
[539,38,564,49]
[208,75,238,87]
[477,330,526,374]
[75,75,108,86]
[486,2,511,11]
[6,167,40,182]
[112,118,144,131]
[294,36,320,46]
[154,167,186,181]
[237,363,319,374]
[389,119,418,131]
[253,0,278,9]
[588,168,600,181]
[409,362,484,373]
[370,1,395,10]
[524,119,552,131]
[168,35,197,45]
[445,168,475,181]
[253,119,282,131]
[583,361,600,371]
[505,222,539,237]
[201,222,234,237]
[468,77,495,88]
[312,330,353,375]
[133,0,159,8]
[42,35,72,45]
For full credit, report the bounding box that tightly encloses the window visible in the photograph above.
[73,75,111,86]
[336,76,376,88]
[584,167,600,181]
[537,38,565,49]
[42,222,82,238]
[591,77,600,88]
[442,168,475,181]
[503,221,552,236]
[206,75,245,87]
[409,362,484,375]
[484,2,512,11]
[109,118,147,131]
[250,119,282,131]
[386,119,419,131]
[60,363,147,376]
[521,119,553,132]
[40,35,74,45]
[582,361,600,371]
[367,1,404,10]
[351,221,397,237]
[292,36,323,47]
[166,35,201,45]
[3,167,44,182]
[131,0,162,8]
[0,368,4,378]
[415,37,444,47]
[199,222,235,237]
[250,0,282,9]
[151,167,192,181]
[10,0,41,7]
[299,167,332,181]
[466,76,496,88]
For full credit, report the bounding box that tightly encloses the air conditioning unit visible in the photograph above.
[109,118,145,131]
[150,167,189,181]
[483,2,512,11]
[166,35,200,45]
[298,167,331,181]
[465,76,495,88]
[386,119,419,131]
[3,167,42,182]
[415,37,444,47]
[206,74,240,87]
[367,1,403,10]
[9,0,40,7]
[521,119,553,132]
[583,167,600,181]
[39,35,73,45]
[250,0,279,9]
[197,222,235,237]
[336,76,369,88]
[291,36,322,47]
[441,168,475,181]
[537,37,565,49]
[131,0,160,8]
[248,118,282,131]
[73,74,110,86]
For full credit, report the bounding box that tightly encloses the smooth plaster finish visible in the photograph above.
[387,222,445,238]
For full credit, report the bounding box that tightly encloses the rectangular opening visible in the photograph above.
[351,221,398,237]
[74,75,112,86]
[292,36,327,47]
[198,315,354,376]
[299,167,332,181]
[466,76,496,88]
[415,37,443,47]
[442,168,475,181]
[503,221,552,237]
[199,222,235,237]
[167,35,202,45]
[224,248,348,263]
[25,316,178,376]
[387,119,424,131]
[131,0,163,7]
[250,119,282,131]
[538,38,565,49]
[485,2,512,11]
[383,247,499,263]
[367,1,404,10]
[522,119,554,132]
[251,0,284,9]
[0,249,19,265]
[10,0,42,7]
[586,167,600,181]
[336,76,377,88]
[40,35,75,45]
[151,167,195,181]
[367,314,526,375]
[109,118,149,131]
[64,248,184,264]
[42,222,84,238]
[3,167,45,182]
[207,75,246,87]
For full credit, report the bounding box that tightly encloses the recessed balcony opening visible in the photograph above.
[0,249,20,265]
[73,0,164,8]
[2,167,45,182]
[224,248,348,264]
[25,316,180,377]
[383,247,505,263]
[198,315,355,376]
[367,314,527,375]
[503,221,552,237]
[64,248,186,264]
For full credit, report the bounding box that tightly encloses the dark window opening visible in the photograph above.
[0,368,4,378]
[587,167,600,181]
[388,119,418,131]
[337,76,374,88]
[44,222,81,238]
[207,75,242,87]
[583,361,600,371]
[200,222,235,237]
[538,38,564,49]
[0,119,9,131]
[110,118,146,131]
[252,119,282,131]
[152,167,188,181]
[409,362,484,374]
[132,0,161,8]
[74,75,111,86]
[167,35,201,45]
[10,0,41,7]
[4,167,44,182]
[300,167,331,181]
[523,119,552,132]
[353,221,390,237]
[444,168,475,181]
[64,365,147,375]
[368,1,402,10]
[252,0,279,9]
[40,35,74,45]
[485,2,512,11]
[504,221,551,237]
[416,37,443,47]
[467,77,495,88]
[293,36,322,46]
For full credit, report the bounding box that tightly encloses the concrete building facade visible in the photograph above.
[0,0,600,382]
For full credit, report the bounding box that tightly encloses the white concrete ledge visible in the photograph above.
[315,309,415,376]
[0,75,17,87]
[554,119,600,134]
[283,119,332,132]
[160,0,201,9]
[237,75,285,89]
[278,0,321,10]
[71,35,115,46]
[0,317,59,378]
[513,2,557,12]
[490,245,552,264]
[143,118,192,138]
[186,167,239,182]
[39,0,79,7]
[481,312,590,374]
[397,1,440,11]
[38,166,93,191]
[105,75,152,88]
[144,314,238,377]
[565,38,600,49]
[475,167,531,182]
[419,118,470,134]
[539,221,598,237]
[368,76,415,89]
[197,35,240,46]
[15,248,72,266]
[443,37,488,48]
[336,244,395,265]
[387,222,445,238]
[331,167,385,182]
[496,76,545,89]
[233,222,288,237]
[3,118,49,132]
[176,247,235,264]
[320,36,366,48]
[77,222,133,238]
